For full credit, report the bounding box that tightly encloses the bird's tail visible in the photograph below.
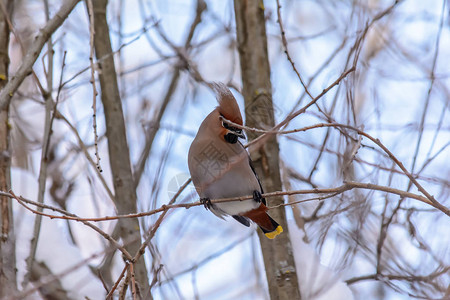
[259,216,283,239]
[242,204,283,239]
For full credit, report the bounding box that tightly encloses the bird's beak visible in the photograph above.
[231,129,246,140]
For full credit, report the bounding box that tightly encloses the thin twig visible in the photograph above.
[275,0,314,100]
[0,0,81,111]
[19,246,117,299]
[244,67,355,151]
[133,0,206,188]
[86,0,102,173]
[346,266,450,285]
[106,264,128,300]
[24,11,58,286]
[132,178,192,265]
[3,177,444,225]
[222,119,447,213]
[10,190,133,261]
[129,263,138,300]
[55,111,115,201]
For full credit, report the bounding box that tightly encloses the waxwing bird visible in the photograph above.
[188,82,283,239]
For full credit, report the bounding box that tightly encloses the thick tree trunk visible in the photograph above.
[92,0,150,294]
[233,0,301,299]
[0,0,16,298]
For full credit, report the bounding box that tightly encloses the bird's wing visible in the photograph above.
[232,215,251,227]
[240,141,266,206]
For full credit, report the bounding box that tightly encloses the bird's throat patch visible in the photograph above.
[224,133,238,144]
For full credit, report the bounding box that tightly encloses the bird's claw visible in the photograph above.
[200,197,212,210]
[253,190,262,203]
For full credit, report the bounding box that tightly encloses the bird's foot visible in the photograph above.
[200,197,212,210]
[253,190,262,203]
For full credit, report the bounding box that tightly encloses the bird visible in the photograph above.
[188,82,283,239]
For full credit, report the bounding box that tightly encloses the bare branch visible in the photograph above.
[133,0,206,188]
[10,190,133,260]
[0,0,81,111]
[2,178,438,223]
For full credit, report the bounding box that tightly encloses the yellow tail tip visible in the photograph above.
[264,225,283,239]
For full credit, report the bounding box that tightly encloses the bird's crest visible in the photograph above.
[211,82,243,125]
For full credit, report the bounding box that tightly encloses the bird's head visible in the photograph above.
[211,82,245,143]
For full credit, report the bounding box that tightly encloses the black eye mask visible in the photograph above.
[220,115,245,143]
[222,121,242,134]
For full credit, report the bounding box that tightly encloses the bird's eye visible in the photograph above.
[222,121,233,130]
[222,118,242,135]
